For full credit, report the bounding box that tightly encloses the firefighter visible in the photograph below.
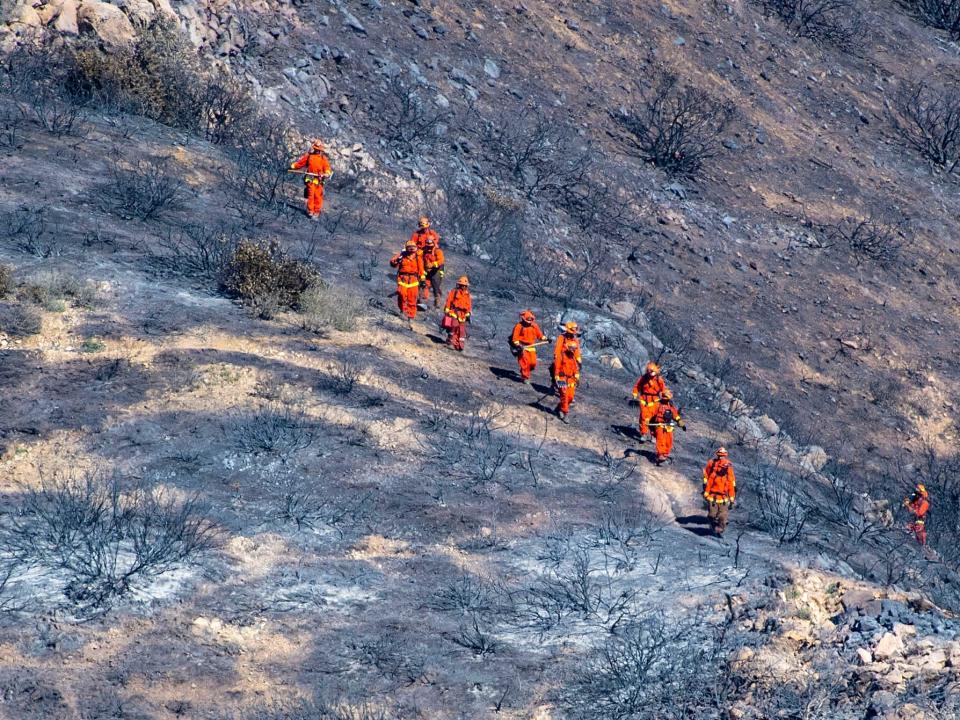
[632,362,668,442]
[554,339,581,423]
[553,322,582,376]
[411,215,440,250]
[904,484,930,546]
[703,447,736,538]
[650,388,685,465]
[290,139,333,218]
[389,240,426,324]
[420,236,445,309]
[443,276,472,351]
[510,310,548,383]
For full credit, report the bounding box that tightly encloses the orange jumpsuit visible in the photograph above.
[511,320,547,380]
[420,245,445,305]
[632,372,667,436]
[703,457,736,536]
[411,227,440,250]
[905,494,930,546]
[651,401,683,463]
[554,345,580,415]
[444,288,472,350]
[389,250,425,319]
[553,334,582,374]
[290,151,332,217]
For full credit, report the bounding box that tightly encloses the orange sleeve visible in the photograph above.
[535,323,546,341]
[444,290,454,312]
[465,292,472,313]
[436,248,445,265]
[511,324,523,344]
[632,377,642,394]
[320,155,332,174]
[389,253,400,268]
[729,467,736,497]
[291,152,309,169]
[417,254,425,277]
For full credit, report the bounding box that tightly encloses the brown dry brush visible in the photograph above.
[889,79,960,174]
[222,240,318,318]
[611,68,736,178]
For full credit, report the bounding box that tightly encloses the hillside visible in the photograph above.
[0,0,959,719]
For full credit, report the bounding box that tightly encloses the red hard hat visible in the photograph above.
[646,362,660,374]
[520,310,535,321]
[716,447,729,457]
[311,138,325,150]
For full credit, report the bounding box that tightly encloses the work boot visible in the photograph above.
[522,378,530,385]
[417,302,427,311]
[638,433,649,444]
[556,410,568,423]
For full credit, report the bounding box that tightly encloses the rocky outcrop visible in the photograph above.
[77,1,136,50]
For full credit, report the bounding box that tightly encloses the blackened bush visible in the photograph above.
[0,264,12,298]
[104,159,186,221]
[904,0,960,40]
[820,211,910,266]
[158,223,240,280]
[612,70,736,177]
[758,0,861,48]
[379,73,450,156]
[223,240,318,317]
[438,175,524,265]
[0,302,42,336]
[0,473,216,615]
[890,80,960,174]
[752,464,814,544]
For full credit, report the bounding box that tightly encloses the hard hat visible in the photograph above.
[311,139,325,150]
[418,216,430,228]
[520,310,535,321]
[564,321,579,333]
[646,362,660,374]
[917,484,928,497]
[405,240,418,250]
[661,388,673,401]
[716,447,728,458]
[457,275,469,286]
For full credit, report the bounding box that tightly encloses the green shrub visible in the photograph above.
[299,281,364,332]
[80,338,106,353]
[222,240,317,318]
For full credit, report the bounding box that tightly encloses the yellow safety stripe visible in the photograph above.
[398,280,420,288]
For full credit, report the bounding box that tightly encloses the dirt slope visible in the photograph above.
[0,107,957,719]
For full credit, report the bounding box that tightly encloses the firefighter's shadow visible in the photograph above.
[611,424,642,441]
[675,514,715,537]
[425,333,447,345]
[489,366,521,382]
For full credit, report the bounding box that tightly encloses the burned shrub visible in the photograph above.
[229,403,318,458]
[222,240,317,317]
[0,264,12,298]
[904,0,960,40]
[157,223,240,280]
[758,0,862,48]
[612,69,736,177]
[820,211,910,266]
[379,73,450,156]
[0,207,61,258]
[0,302,42,336]
[562,615,730,719]
[0,473,216,615]
[437,177,524,265]
[103,159,186,221]
[889,79,960,175]
[752,464,814,544]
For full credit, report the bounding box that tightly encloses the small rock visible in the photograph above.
[755,129,768,145]
[664,181,686,199]
[53,0,79,34]
[799,445,828,472]
[77,1,136,50]
[722,215,735,227]
[856,648,872,665]
[15,3,43,26]
[722,138,740,150]
[674,36,686,45]
[483,58,500,79]
[893,623,917,639]
[434,93,450,109]
[341,9,366,34]
[413,23,429,39]
[874,632,904,660]
[757,415,779,436]
[599,353,624,371]
[607,300,636,322]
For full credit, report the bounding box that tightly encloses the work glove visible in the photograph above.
[439,270,445,278]
[419,281,426,288]
[632,391,639,399]
[680,423,687,432]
